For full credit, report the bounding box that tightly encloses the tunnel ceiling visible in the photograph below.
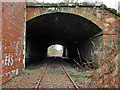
[27,12,102,45]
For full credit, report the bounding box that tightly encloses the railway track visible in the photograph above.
[34,60,79,89]
[35,64,48,89]
[60,63,79,89]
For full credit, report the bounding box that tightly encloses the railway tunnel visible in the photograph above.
[26,12,102,67]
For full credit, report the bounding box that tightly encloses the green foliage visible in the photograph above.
[48,45,58,54]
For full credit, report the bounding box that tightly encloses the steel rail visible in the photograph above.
[34,64,48,89]
[34,60,79,89]
[60,63,79,89]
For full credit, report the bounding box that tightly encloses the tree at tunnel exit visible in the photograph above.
[47,45,63,57]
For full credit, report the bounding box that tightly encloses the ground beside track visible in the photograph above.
[2,58,95,88]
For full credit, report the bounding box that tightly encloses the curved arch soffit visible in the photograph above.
[27,12,103,31]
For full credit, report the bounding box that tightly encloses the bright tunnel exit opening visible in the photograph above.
[47,44,63,57]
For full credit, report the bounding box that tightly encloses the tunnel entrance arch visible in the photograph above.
[26,5,118,68]
[26,12,103,67]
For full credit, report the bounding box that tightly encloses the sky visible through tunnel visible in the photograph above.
[36,0,119,10]
[55,45,63,51]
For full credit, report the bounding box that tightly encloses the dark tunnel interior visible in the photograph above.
[26,12,102,67]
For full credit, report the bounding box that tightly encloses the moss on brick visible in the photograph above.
[2,7,4,12]
[26,2,119,17]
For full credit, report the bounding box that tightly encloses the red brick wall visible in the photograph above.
[26,7,118,35]
[0,1,2,85]
[0,1,25,85]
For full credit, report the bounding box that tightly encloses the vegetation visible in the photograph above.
[72,39,118,88]
[48,45,63,56]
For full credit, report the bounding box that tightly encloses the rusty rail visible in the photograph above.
[35,60,79,89]
[60,63,79,89]
[34,64,48,89]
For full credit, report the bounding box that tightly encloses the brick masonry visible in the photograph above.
[26,6,119,61]
[0,1,25,85]
[26,6,118,34]
[0,1,2,85]
[0,2,119,85]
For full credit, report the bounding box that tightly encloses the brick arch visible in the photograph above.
[26,6,119,70]
[26,6,118,34]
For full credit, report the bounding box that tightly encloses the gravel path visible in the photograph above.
[2,63,45,88]
[2,59,75,88]
[2,58,93,88]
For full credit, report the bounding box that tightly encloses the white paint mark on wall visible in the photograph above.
[2,37,23,67]
[106,18,115,23]
[48,7,55,11]
[23,49,25,68]
[4,47,7,50]
[103,23,110,27]
[16,69,18,75]
[104,28,108,31]
[1,60,4,67]
[103,23,110,31]
[4,54,13,66]
[97,13,101,18]
[2,69,16,79]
